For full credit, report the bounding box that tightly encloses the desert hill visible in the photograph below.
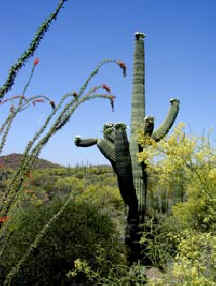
[0,153,64,170]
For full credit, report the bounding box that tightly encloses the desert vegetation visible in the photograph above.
[0,0,216,285]
[1,129,216,285]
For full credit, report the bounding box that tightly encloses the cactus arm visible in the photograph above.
[143,116,154,137]
[115,124,138,211]
[115,123,132,176]
[74,137,98,147]
[132,116,155,221]
[152,98,180,142]
[97,139,116,162]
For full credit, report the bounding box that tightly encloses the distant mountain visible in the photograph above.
[0,153,64,170]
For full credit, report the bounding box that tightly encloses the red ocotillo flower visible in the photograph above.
[0,95,27,106]
[117,61,127,77]
[34,58,39,66]
[73,92,78,98]
[32,98,45,106]
[49,100,56,110]
[102,84,111,93]
[0,216,8,223]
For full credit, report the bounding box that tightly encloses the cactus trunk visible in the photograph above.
[130,33,146,223]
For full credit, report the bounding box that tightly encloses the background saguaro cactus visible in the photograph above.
[75,32,180,264]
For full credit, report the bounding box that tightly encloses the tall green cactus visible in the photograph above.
[130,32,179,224]
[74,32,180,264]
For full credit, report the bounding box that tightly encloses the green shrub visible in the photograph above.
[55,176,85,195]
[67,260,148,285]
[1,196,125,285]
[136,212,186,271]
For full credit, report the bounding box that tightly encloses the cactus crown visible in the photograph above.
[103,122,127,132]
[103,123,114,134]
[144,115,154,122]
[115,123,127,130]
[170,98,180,103]
[135,32,146,40]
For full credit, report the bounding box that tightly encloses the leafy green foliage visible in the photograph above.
[67,260,147,285]
[1,196,124,285]
[147,231,216,285]
[3,121,216,285]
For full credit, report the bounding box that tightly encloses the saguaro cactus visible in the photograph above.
[74,32,180,264]
[130,32,179,224]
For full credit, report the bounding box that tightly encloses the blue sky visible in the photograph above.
[0,1,216,167]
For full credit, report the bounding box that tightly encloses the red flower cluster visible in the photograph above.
[49,100,56,110]
[117,61,127,77]
[0,216,8,223]
[32,98,45,107]
[34,58,39,66]
[0,95,26,106]
[102,84,111,93]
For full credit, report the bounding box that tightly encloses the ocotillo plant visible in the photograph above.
[0,3,128,284]
[75,32,180,264]
[0,0,69,100]
[0,60,124,285]
[0,56,125,286]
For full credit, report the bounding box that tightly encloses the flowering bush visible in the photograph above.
[136,122,216,284]
[147,231,216,285]
[137,122,216,231]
